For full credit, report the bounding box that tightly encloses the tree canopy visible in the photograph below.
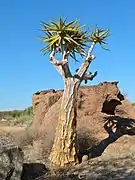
[40,17,110,60]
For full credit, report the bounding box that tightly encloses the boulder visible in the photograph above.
[0,137,23,180]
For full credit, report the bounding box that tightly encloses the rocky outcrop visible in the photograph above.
[31,82,135,158]
[32,89,62,128]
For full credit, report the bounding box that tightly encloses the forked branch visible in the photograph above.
[50,49,72,78]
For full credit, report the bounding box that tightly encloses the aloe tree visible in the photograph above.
[40,17,110,167]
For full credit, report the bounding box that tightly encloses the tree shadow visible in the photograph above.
[86,116,135,158]
[77,130,98,162]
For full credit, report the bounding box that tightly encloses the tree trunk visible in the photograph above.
[49,77,80,167]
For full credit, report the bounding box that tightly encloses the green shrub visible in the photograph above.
[132,102,135,107]
[13,114,33,126]
[0,106,33,126]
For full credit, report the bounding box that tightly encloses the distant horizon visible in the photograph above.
[0,80,134,112]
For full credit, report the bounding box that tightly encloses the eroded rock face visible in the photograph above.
[31,82,135,157]
[0,138,23,180]
[32,89,62,128]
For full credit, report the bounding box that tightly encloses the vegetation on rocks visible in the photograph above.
[0,106,33,126]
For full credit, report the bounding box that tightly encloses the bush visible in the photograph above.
[132,103,135,107]
[0,106,33,126]
[13,114,33,126]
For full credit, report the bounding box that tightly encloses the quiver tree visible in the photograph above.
[40,18,110,167]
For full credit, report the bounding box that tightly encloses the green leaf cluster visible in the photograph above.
[40,17,110,59]
[90,27,110,50]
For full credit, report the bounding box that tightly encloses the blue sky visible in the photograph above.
[0,0,135,110]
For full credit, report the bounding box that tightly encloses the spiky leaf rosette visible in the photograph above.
[40,17,89,59]
[89,27,110,50]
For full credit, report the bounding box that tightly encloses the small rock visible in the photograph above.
[82,155,89,162]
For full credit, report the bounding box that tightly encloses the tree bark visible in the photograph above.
[49,43,96,167]
[49,77,80,167]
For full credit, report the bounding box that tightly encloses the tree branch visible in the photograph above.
[87,42,96,58]
[75,42,96,80]
[61,49,72,78]
[50,49,59,65]
[49,50,64,76]
[83,71,97,84]
[50,49,72,78]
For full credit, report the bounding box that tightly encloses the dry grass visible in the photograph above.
[0,123,135,180]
